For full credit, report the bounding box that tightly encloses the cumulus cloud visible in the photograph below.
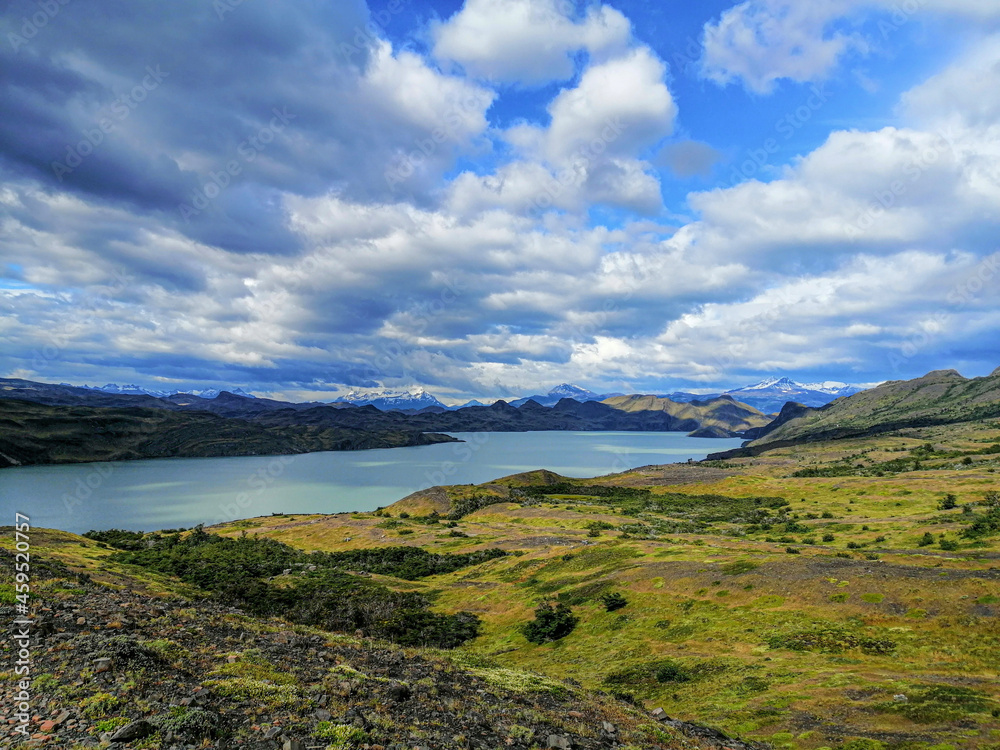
[3,0,1000,399]
[446,47,677,217]
[699,0,1000,95]
[701,0,864,93]
[0,0,494,253]
[431,0,631,85]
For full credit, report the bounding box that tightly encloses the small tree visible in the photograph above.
[939,494,958,510]
[523,601,579,644]
[600,592,628,612]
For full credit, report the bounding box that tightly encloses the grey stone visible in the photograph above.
[547,735,572,749]
[263,726,282,739]
[282,741,306,750]
[94,656,111,674]
[651,707,670,721]
[110,719,155,742]
[314,708,332,721]
[601,721,616,734]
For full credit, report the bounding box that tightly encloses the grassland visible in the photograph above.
[11,418,1000,749]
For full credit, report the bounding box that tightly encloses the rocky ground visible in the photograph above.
[1,560,764,750]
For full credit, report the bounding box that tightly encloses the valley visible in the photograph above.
[8,410,1000,749]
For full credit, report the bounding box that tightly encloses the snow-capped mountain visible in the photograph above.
[84,383,171,397]
[83,383,256,399]
[185,387,256,399]
[722,377,869,414]
[510,384,622,408]
[332,387,447,411]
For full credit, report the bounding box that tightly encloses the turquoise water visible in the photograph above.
[0,431,741,533]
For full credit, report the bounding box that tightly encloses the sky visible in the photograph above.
[1,0,999,404]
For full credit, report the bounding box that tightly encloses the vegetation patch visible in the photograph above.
[767,626,896,655]
[874,684,996,724]
[108,528,483,648]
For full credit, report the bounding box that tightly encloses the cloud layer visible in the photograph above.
[1,2,1000,401]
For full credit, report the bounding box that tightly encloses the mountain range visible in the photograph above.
[77,377,872,413]
[665,377,869,414]
[0,377,772,467]
[709,367,1000,460]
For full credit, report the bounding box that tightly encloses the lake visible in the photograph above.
[0,431,742,534]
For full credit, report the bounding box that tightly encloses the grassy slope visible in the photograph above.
[750,368,1000,446]
[602,395,772,434]
[201,419,1000,750]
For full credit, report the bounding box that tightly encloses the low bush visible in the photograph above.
[600,592,628,612]
[523,601,578,644]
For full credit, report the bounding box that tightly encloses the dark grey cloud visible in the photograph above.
[0,0,491,256]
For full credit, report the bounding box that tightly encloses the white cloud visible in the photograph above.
[900,35,1000,128]
[701,0,863,93]
[700,0,1000,94]
[432,0,630,85]
[447,47,677,217]
[544,48,676,160]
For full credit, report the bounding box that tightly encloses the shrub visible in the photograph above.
[939,494,958,510]
[785,547,801,554]
[93,717,130,733]
[767,627,895,655]
[838,740,885,750]
[81,693,124,719]
[875,684,995,724]
[918,532,934,546]
[156,707,220,740]
[654,660,691,683]
[314,722,367,747]
[939,539,959,551]
[600,592,628,612]
[721,560,758,575]
[523,601,579,644]
[822,533,835,542]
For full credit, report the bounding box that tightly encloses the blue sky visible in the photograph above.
[1,0,999,403]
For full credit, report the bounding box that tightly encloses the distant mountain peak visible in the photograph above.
[85,383,256,400]
[548,383,597,398]
[332,386,446,411]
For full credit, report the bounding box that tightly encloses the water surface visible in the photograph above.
[0,431,741,533]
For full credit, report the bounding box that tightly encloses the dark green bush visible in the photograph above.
[600,592,628,612]
[523,601,579,644]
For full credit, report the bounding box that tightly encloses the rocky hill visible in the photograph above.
[2,536,759,750]
[600,395,771,437]
[710,367,1000,459]
[0,400,454,468]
